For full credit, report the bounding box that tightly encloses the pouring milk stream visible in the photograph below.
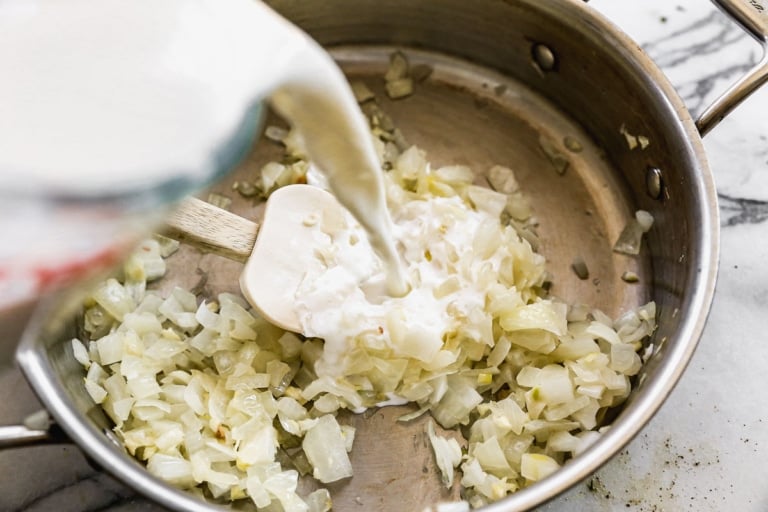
[0,0,408,309]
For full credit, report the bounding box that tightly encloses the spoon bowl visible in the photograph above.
[164,184,358,333]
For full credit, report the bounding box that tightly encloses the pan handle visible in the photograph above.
[0,410,69,449]
[696,0,768,136]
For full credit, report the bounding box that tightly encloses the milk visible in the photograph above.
[0,0,406,307]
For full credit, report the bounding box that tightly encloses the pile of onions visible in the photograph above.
[74,92,655,511]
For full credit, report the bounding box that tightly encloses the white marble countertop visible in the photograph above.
[2,1,767,511]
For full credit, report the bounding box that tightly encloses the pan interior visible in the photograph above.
[333,46,651,317]
[151,45,652,510]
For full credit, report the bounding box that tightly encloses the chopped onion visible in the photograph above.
[520,453,560,482]
[302,415,353,483]
[71,338,91,369]
[73,78,659,509]
[614,210,654,255]
[147,453,195,487]
[305,488,332,512]
[427,420,463,487]
[435,501,471,512]
[431,376,483,428]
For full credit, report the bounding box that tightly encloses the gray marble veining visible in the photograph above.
[719,193,768,226]
[643,8,759,118]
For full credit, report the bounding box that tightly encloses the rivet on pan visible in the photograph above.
[646,166,664,200]
[531,43,557,74]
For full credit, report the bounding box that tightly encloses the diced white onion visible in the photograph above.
[74,83,658,509]
[302,415,353,483]
[427,420,463,487]
[520,453,560,482]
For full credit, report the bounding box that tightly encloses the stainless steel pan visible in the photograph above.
[4,0,768,510]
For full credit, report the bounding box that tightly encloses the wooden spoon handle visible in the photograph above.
[163,197,259,263]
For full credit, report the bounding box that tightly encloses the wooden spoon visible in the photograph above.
[163,184,348,333]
